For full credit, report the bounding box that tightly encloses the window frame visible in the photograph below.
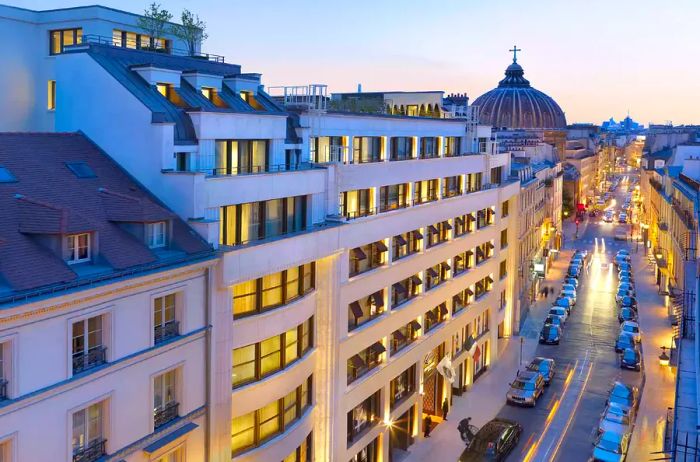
[65,233,91,264]
[147,221,168,249]
[49,28,83,55]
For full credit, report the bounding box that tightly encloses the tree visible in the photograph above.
[136,3,172,49]
[171,9,208,56]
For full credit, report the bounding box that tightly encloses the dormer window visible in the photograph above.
[66,233,90,264]
[147,221,167,249]
[156,83,187,108]
[201,87,228,108]
[240,91,264,110]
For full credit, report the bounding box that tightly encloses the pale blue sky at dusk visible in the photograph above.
[12,0,699,125]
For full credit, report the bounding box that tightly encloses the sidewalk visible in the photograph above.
[404,249,573,461]
[627,252,676,461]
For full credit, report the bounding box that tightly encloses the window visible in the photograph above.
[0,166,17,183]
[347,391,380,444]
[231,376,312,455]
[232,317,314,387]
[426,221,451,248]
[379,184,408,211]
[349,438,378,462]
[390,365,416,408]
[443,176,462,198]
[153,447,183,462]
[48,80,56,110]
[0,343,9,400]
[282,432,312,462]
[201,87,228,108]
[65,233,91,264]
[419,137,438,159]
[310,136,344,163]
[340,189,372,218]
[232,263,315,318]
[154,293,179,344]
[240,91,265,110]
[491,166,503,185]
[501,229,509,249]
[72,315,106,374]
[66,162,96,179]
[454,214,469,237]
[50,28,82,55]
[147,221,167,248]
[391,275,421,308]
[424,303,448,332]
[112,29,169,50]
[392,230,421,261]
[413,179,439,204]
[156,83,188,108]
[72,401,105,462]
[347,343,384,384]
[215,140,269,175]
[390,320,420,354]
[425,262,449,290]
[466,172,482,193]
[500,260,508,280]
[348,291,385,331]
[501,200,510,217]
[390,137,413,161]
[353,137,381,163]
[154,369,179,428]
[349,241,387,276]
[220,196,307,246]
[444,137,461,157]
[453,286,474,315]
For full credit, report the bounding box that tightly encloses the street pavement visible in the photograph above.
[404,175,676,461]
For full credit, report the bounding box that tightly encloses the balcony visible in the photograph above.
[73,438,107,462]
[154,320,180,344]
[72,346,107,374]
[190,160,315,177]
[154,401,180,429]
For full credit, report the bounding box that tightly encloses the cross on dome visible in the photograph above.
[509,45,522,63]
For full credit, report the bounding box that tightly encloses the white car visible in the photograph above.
[562,283,577,293]
[620,321,641,343]
[598,403,633,435]
[549,306,568,323]
[560,289,577,304]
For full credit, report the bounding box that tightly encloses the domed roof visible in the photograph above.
[473,53,566,129]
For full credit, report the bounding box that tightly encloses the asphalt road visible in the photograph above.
[496,177,645,462]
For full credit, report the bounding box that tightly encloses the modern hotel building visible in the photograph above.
[0,4,522,462]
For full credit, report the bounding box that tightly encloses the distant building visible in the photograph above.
[601,116,643,132]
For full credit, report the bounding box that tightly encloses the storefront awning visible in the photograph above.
[349,301,363,318]
[351,247,367,260]
[374,240,388,252]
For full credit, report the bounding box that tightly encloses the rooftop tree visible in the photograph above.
[136,3,172,50]
[171,9,208,57]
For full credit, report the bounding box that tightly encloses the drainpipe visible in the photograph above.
[204,265,212,462]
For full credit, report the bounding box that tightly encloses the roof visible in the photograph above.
[66,43,286,144]
[643,147,673,161]
[0,133,212,299]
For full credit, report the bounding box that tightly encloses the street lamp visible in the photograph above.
[659,346,670,366]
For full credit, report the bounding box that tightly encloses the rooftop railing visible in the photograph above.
[66,34,226,63]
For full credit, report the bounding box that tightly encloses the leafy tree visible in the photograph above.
[171,9,208,56]
[136,3,172,49]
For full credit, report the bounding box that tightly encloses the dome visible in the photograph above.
[473,57,566,129]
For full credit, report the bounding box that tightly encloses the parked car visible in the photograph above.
[620,347,641,371]
[539,324,562,345]
[608,381,639,411]
[544,315,564,329]
[614,256,630,267]
[562,283,577,293]
[549,306,569,323]
[459,418,523,462]
[618,282,635,293]
[506,371,545,407]
[568,265,581,278]
[620,321,641,342]
[598,402,633,435]
[553,296,574,312]
[615,332,636,353]
[564,277,579,288]
[618,270,634,281]
[618,296,638,310]
[616,249,630,257]
[618,213,627,224]
[527,357,556,385]
[619,275,634,286]
[561,289,577,304]
[590,429,631,462]
[617,262,632,272]
[616,289,635,303]
[575,249,589,259]
[618,307,637,323]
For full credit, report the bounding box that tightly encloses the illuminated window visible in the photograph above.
[72,401,105,460]
[65,233,91,264]
[153,446,183,462]
[47,80,56,110]
[240,91,264,110]
[50,28,82,55]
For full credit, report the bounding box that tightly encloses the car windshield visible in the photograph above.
[605,409,630,425]
[624,325,639,333]
[597,436,622,453]
[512,380,535,390]
[623,349,638,361]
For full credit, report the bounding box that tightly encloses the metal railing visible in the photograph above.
[267,84,328,111]
[72,346,107,374]
[197,162,314,177]
[67,34,226,63]
[154,320,180,344]
[154,401,180,428]
[73,438,106,462]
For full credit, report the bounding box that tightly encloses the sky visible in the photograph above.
[13,0,700,125]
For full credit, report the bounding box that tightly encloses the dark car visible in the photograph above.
[621,347,641,371]
[527,357,556,385]
[544,315,564,329]
[614,332,635,353]
[618,307,637,323]
[618,296,638,310]
[539,324,562,345]
[459,418,523,462]
[567,266,580,278]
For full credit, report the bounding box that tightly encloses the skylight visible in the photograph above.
[66,162,96,178]
[0,166,17,183]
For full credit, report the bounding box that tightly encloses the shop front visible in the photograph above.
[422,345,444,416]
[389,405,415,460]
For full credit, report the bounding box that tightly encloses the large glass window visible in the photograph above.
[50,28,82,55]
[220,196,307,246]
[347,391,380,445]
[424,303,448,332]
[215,140,269,175]
[349,438,379,462]
[112,29,169,50]
[311,136,344,163]
[232,263,315,318]
[379,184,408,212]
[419,137,438,159]
[283,433,313,462]
[390,365,416,408]
[425,261,450,290]
[348,291,385,331]
[232,317,314,387]
[390,137,413,161]
[466,172,483,193]
[347,343,384,384]
[444,137,461,157]
[390,321,420,354]
[353,137,381,163]
[413,179,438,204]
[391,274,421,308]
[443,176,463,198]
[72,401,105,460]
[349,241,387,276]
[340,189,372,218]
[392,230,422,261]
[426,221,451,248]
[231,376,313,455]
[153,293,179,343]
[72,315,106,374]
[154,369,178,428]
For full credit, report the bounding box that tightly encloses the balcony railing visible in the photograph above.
[67,34,226,63]
[154,401,180,429]
[268,84,328,111]
[73,438,107,462]
[195,162,314,177]
[154,320,180,344]
[72,346,107,374]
